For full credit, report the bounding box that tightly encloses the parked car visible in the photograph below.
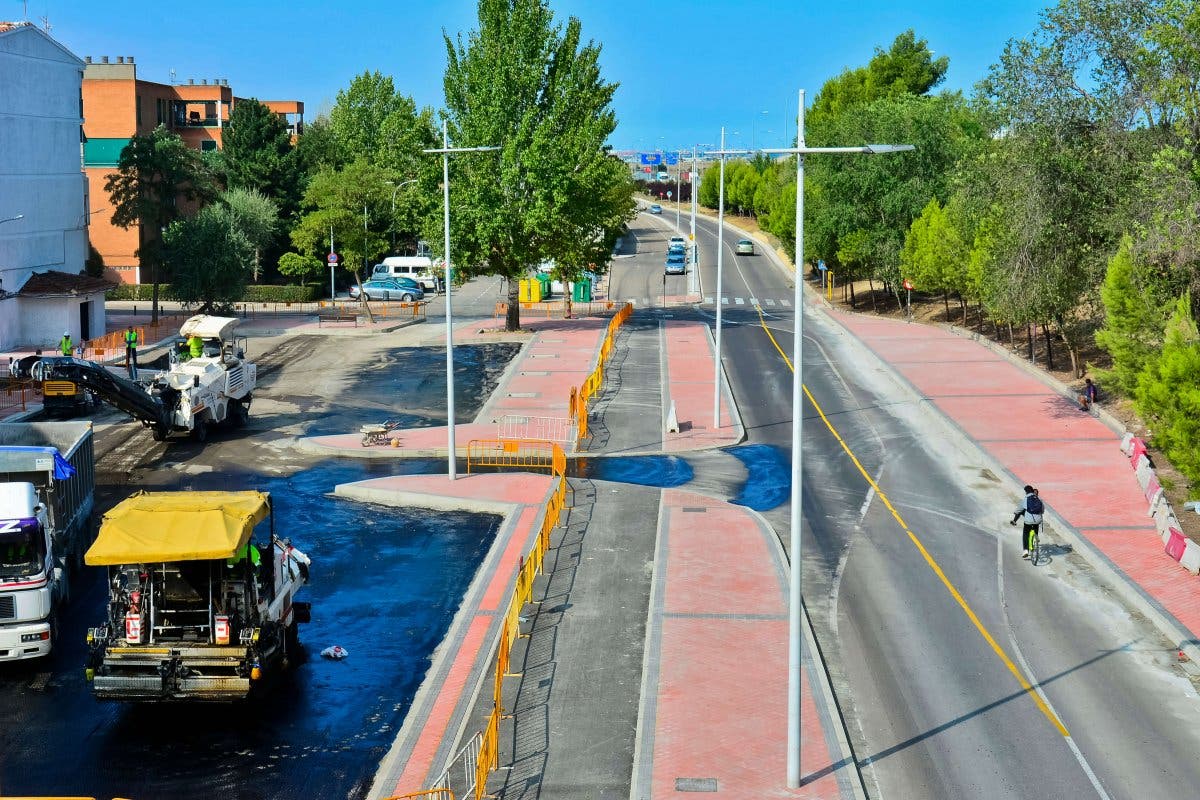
[350,277,425,302]
[669,236,686,249]
[736,238,755,255]
[649,203,663,214]
[665,252,687,275]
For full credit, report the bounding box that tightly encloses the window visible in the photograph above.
[156,98,167,126]
[201,140,217,152]
[136,95,142,126]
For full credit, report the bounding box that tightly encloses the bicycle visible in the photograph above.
[1026,525,1043,566]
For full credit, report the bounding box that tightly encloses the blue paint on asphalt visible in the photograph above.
[572,454,693,487]
[726,444,790,511]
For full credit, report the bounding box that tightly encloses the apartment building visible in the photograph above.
[0,22,110,352]
[83,56,303,284]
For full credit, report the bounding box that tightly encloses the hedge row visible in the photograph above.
[106,284,319,303]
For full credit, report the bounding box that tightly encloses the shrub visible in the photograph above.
[106,283,316,303]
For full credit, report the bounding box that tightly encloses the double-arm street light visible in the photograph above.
[707,129,751,429]
[0,214,24,225]
[761,88,913,789]
[424,120,500,480]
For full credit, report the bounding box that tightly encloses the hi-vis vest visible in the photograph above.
[125,330,138,348]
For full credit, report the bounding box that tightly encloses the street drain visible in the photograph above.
[675,777,718,792]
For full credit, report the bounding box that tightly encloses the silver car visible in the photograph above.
[736,239,755,255]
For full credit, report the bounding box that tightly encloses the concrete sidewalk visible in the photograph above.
[827,307,1200,658]
[317,306,861,799]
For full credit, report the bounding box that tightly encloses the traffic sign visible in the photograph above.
[817,259,827,271]
[640,153,662,166]
[667,190,673,199]
[903,278,914,290]
[327,252,339,265]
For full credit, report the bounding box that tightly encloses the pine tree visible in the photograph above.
[1135,293,1200,483]
[1095,237,1168,396]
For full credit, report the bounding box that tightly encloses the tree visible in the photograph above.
[277,252,324,285]
[329,72,416,163]
[809,30,949,127]
[223,98,301,219]
[105,125,215,321]
[1095,237,1170,395]
[1135,293,1200,483]
[221,188,280,282]
[295,115,344,174]
[289,157,400,279]
[440,0,635,331]
[900,198,971,321]
[164,205,254,312]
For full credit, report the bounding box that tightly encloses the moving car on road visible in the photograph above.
[351,278,425,302]
[665,251,687,275]
[649,204,663,214]
[669,236,686,249]
[736,238,755,255]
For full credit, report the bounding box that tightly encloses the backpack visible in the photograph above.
[1027,495,1044,516]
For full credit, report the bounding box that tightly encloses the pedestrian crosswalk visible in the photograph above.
[620,296,794,308]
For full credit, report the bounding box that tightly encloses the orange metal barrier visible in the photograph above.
[411,440,568,799]
[384,790,456,800]
[569,302,632,447]
[0,377,40,415]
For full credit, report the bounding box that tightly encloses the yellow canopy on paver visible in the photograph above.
[85,490,270,566]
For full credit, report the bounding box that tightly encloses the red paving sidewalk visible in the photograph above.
[636,488,856,799]
[829,308,1200,640]
[663,320,741,451]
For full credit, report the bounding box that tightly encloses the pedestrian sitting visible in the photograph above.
[1078,378,1099,412]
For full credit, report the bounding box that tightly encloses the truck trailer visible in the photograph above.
[0,421,96,660]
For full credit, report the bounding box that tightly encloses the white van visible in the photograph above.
[371,257,444,293]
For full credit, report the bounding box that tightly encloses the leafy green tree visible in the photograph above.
[164,204,254,312]
[330,72,416,163]
[698,163,722,207]
[221,188,280,282]
[105,125,216,322]
[1135,293,1200,483]
[277,252,324,285]
[295,115,344,174]
[290,157,400,278]
[900,198,971,321]
[810,30,949,127]
[223,99,301,219]
[439,0,636,331]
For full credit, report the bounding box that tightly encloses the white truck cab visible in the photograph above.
[0,483,55,660]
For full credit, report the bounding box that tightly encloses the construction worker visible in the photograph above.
[188,334,204,359]
[124,325,139,377]
[226,541,261,570]
[58,332,72,356]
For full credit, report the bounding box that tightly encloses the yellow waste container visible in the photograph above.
[519,278,542,303]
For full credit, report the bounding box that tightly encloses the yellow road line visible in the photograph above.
[754,304,1069,737]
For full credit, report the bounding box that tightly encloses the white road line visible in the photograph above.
[721,297,730,305]
[781,299,792,307]
[735,297,745,305]
[704,296,714,304]
[857,484,878,523]
[765,298,776,307]
[750,298,759,306]
[995,537,1114,800]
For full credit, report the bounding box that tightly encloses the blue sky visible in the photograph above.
[32,0,1049,152]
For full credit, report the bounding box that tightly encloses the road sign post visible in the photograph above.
[327,249,339,300]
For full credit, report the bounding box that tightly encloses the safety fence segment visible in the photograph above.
[412,441,568,800]
[82,315,187,362]
[497,414,575,445]
[0,377,40,416]
[571,302,633,448]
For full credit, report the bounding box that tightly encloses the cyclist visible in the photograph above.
[1010,485,1044,559]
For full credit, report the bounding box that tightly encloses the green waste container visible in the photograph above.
[572,279,592,302]
[536,274,552,299]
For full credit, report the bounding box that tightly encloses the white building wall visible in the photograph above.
[0,24,89,351]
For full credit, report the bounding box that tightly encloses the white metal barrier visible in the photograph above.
[429,729,482,797]
[498,414,576,445]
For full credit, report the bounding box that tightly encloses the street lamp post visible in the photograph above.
[387,179,418,252]
[689,146,698,296]
[423,120,499,481]
[761,88,913,789]
[0,214,24,225]
[707,131,751,429]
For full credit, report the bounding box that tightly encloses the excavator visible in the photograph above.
[14,315,255,443]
